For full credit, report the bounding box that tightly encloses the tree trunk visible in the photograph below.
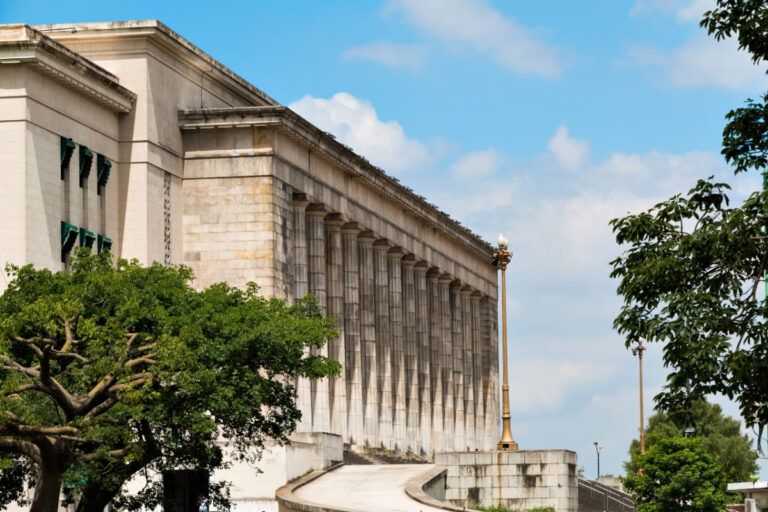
[30,460,64,512]
[76,486,118,512]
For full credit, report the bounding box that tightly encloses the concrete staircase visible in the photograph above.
[579,478,635,512]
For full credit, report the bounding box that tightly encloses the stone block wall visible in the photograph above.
[435,449,578,512]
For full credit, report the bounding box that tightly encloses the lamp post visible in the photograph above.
[594,442,602,479]
[632,341,646,454]
[494,233,518,451]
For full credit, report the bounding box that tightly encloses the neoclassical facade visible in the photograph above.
[0,19,500,507]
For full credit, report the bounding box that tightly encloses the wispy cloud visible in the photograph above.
[383,0,562,78]
[289,92,431,173]
[450,149,503,180]
[630,0,715,22]
[343,41,429,71]
[628,33,766,90]
[548,125,591,172]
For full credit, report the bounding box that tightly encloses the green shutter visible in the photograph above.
[96,154,111,193]
[97,235,113,254]
[79,228,96,249]
[60,137,75,180]
[61,222,78,262]
[79,146,93,187]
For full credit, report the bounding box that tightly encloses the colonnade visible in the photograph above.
[291,194,500,455]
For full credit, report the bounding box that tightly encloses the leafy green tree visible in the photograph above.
[0,253,339,512]
[612,0,768,452]
[625,400,759,482]
[624,437,728,512]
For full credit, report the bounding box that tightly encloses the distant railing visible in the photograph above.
[578,478,635,512]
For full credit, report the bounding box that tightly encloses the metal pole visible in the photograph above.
[594,442,601,479]
[495,236,517,451]
[638,342,646,454]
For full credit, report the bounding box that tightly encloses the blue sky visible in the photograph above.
[3,0,767,478]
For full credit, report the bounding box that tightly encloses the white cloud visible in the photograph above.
[288,92,431,173]
[343,41,428,71]
[548,125,591,171]
[629,34,766,90]
[385,0,561,78]
[630,0,715,22]
[449,149,503,180]
[510,358,616,414]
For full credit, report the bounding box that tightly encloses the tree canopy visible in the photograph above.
[625,400,759,482]
[611,0,768,453]
[0,252,339,512]
[623,437,728,512]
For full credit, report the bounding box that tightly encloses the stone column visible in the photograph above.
[306,204,329,432]
[342,222,363,445]
[461,286,475,449]
[486,296,500,446]
[471,292,485,450]
[428,270,443,452]
[326,214,347,439]
[481,295,493,450]
[438,274,454,451]
[293,194,311,432]
[373,240,393,449]
[451,281,466,451]
[359,231,378,446]
[415,261,431,454]
[388,247,407,451]
[401,254,419,452]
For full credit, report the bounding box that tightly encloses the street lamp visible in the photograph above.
[631,341,646,454]
[494,233,518,451]
[594,442,602,479]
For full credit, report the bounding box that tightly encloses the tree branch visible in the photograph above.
[0,439,41,465]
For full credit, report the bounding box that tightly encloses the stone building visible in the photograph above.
[0,20,500,508]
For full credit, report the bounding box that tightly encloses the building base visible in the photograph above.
[435,449,578,512]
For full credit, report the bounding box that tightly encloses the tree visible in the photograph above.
[625,400,759,482]
[611,0,768,452]
[0,252,339,512]
[624,437,728,512]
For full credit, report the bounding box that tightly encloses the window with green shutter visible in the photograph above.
[96,154,111,194]
[79,146,93,187]
[61,221,78,262]
[79,228,96,249]
[60,137,75,180]
[97,235,112,254]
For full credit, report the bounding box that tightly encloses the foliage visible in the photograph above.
[611,179,768,450]
[625,400,759,482]
[623,437,728,512]
[0,252,339,511]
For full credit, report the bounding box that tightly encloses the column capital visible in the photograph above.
[426,267,441,280]
[470,291,483,302]
[293,192,310,208]
[437,273,454,284]
[306,203,328,217]
[373,238,391,252]
[401,254,417,267]
[358,230,377,243]
[387,246,406,259]
[341,222,363,235]
[414,260,429,273]
[325,212,345,228]
[460,285,474,296]
[450,280,464,291]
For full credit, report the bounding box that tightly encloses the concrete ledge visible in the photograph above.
[404,465,465,512]
[275,463,355,512]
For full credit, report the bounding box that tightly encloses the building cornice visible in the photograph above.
[178,106,495,259]
[35,20,278,108]
[0,24,136,113]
